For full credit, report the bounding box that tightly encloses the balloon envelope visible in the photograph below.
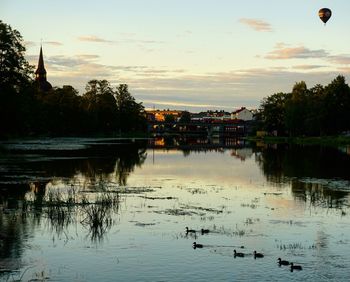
[319,8,332,24]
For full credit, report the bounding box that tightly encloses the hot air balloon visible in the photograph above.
[319,8,332,25]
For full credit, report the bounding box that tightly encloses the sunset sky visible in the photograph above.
[2,0,350,111]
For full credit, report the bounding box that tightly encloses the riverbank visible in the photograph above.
[246,135,350,146]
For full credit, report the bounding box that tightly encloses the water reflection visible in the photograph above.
[1,138,350,280]
[256,143,350,209]
[256,144,350,182]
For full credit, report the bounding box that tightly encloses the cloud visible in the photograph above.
[265,43,329,59]
[77,35,114,43]
[25,50,350,111]
[292,65,326,70]
[328,55,350,65]
[76,54,100,60]
[44,41,63,46]
[77,34,164,46]
[177,30,193,37]
[142,100,222,109]
[239,18,272,32]
[24,41,63,47]
[24,41,36,48]
[46,55,99,68]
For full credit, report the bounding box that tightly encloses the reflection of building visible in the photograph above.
[230,147,253,161]
[231,107,253,121]
[35,46,52,92]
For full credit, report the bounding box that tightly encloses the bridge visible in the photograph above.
[148,120,254,137]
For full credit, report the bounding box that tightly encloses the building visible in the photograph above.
[146,110,183,122]
[35,46,52,92]
[231,107,253,121]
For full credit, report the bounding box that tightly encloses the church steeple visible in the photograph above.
[35,46,52,91]
[35,46,47,81]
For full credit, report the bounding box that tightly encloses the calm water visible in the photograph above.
[1,138,350,281]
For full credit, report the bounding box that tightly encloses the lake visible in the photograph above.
[1,137,350,281]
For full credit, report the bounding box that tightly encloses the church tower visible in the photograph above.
[35,46,52,91]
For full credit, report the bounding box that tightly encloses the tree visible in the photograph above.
[82,79,118,133]
[285,81,309,136]
[322,75,350,134]
[304,84,325,135]
[164,114,175,123]
[0,20,33,91]
[115,84,146,132]
[259,92,290,135]
[179,111,191,123]
[0,21,35,138]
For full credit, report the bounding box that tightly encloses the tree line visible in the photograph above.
[257,76,350,136]
[0,20,146,138]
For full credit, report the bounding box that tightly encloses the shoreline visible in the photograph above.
[246,136,350,146]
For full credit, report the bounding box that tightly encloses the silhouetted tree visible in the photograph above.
[258,76,350,137]
[259,92,290,135]
[285,81,308,136]
[164,114,175,123]
[322,75,350,134]
[179,111,191,123]
[82,80,118,133]
[0,20,36,138]
[0,20,33,91]
[115,84,146,132]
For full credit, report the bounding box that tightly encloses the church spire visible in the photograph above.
[35,46,47,81]
[34,45,52,91]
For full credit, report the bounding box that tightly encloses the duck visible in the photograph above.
[192,242,203,249]
[253,251,264,258]
[277,258,290,266]
[290,263,302,271]
[186,227,196,233]
[201,228,210,234]
[234,250,244,257]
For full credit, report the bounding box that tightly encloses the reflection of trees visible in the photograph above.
[291,180,349,209]
[114,147,147,186]
[0,140,147,275]
[256,144,350,208]
[0,190,36,277]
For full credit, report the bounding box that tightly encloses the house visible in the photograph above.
[231,107,253,121]
[145,110,183,122]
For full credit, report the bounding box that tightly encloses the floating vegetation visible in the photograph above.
[134,222,157,227]
[140,196,177,200]
[263,192,283,196]
[240,203,258,209]
[240,197,260,209]
[117,186,156,194]
[154,208,204,216]
[269,220,306,227]
[244,217,260,225]
[181,204,224,214]
[186,188,207,195]
[200,215,215,221]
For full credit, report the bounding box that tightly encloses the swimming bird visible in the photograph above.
[192,242,203,249]
[290,263,302,271]
[234,250,244,257]
[186,227,196,233]
[201,228,210,234]
[253,251,264,258]
[278,258,290,266]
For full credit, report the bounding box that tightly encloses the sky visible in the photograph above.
[2,0,350,112]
